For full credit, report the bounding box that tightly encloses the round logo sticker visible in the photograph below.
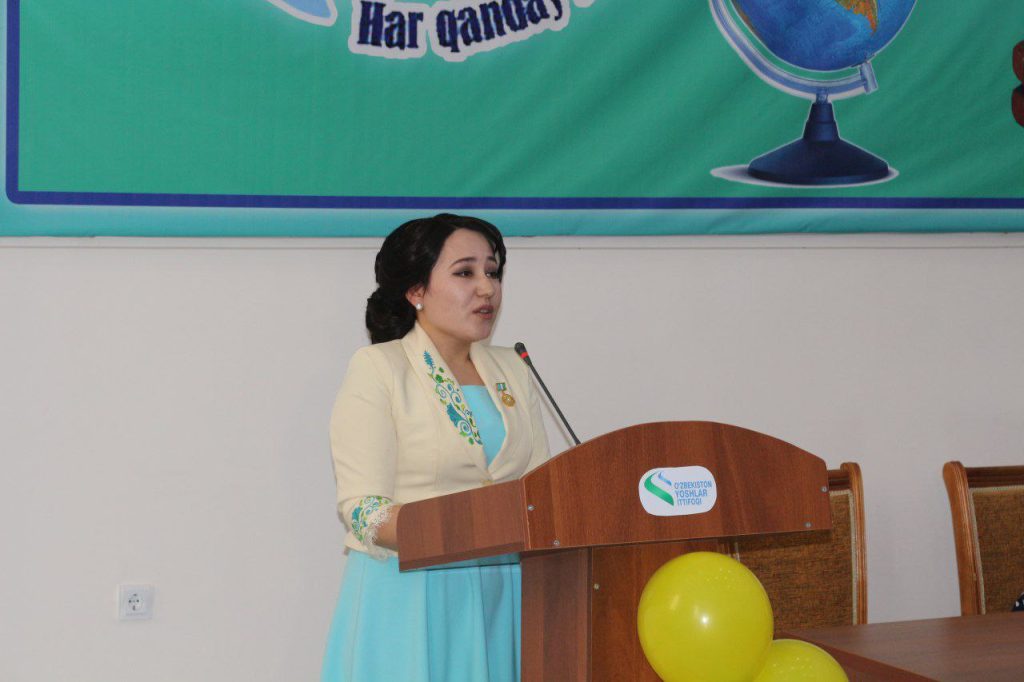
[638,466,718,517]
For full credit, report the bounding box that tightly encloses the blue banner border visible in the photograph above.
[6,0,1024,214]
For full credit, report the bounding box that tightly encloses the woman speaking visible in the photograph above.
[322,214,550,681]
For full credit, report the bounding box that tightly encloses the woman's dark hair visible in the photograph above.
[366,213,506,344]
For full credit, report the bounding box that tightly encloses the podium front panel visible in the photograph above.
[521,422,831,551]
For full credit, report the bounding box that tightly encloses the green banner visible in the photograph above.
[4,1,1024,236]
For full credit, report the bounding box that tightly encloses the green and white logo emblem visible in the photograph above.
[639,466,717,517]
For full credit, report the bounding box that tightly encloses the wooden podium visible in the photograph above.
[397,421,831,681]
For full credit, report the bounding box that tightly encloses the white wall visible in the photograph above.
[2,233,1023,681]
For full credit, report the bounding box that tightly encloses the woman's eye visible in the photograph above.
[451,269,499,279]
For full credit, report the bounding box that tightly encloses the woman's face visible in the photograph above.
[407,228,502,354]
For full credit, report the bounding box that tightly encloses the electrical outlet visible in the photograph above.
[118,584,154,621]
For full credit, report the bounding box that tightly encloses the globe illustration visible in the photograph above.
[710,0,916,185]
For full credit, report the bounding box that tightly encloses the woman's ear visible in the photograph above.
[405,285,425,309]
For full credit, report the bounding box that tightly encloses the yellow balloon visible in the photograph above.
[753,639,849,682]
[637,552,773,682]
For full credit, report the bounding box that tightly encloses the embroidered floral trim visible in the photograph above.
[351,495,394,560]
[424,351,481,446]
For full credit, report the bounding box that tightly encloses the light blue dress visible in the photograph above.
[322,386,519,682]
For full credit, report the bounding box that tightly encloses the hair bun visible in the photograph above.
[365,288,415,344]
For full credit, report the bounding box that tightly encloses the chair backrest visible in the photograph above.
[942,461,1024,616]
[730,462,867,633]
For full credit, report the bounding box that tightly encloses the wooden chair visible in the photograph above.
[943,461,1024,615]
[730,462,867,633]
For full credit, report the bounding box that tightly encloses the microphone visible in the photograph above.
[514,342,581,446]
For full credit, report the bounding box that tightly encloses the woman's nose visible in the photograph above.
[477,275,495,296]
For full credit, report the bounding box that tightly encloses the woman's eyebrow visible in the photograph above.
[448,255,497,267]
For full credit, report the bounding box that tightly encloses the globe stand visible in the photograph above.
[747,96,889,185]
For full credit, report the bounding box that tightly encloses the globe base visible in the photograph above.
[748,100,889,186]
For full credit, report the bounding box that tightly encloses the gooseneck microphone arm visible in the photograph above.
[514,342,581,446]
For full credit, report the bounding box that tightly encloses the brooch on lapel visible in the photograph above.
[496,382,516,407]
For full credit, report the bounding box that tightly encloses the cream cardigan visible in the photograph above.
[329,323,550,556]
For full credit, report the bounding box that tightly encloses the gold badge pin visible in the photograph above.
[496,382,516,407]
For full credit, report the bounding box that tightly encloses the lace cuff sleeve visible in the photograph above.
[351,495,395,561]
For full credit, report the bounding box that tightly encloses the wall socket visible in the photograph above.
[117,584,154,621]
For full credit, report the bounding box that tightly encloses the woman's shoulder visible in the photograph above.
[344,339,409,380]
[334,341,415,407]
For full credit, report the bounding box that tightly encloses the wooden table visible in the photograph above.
[783,612,1024,681]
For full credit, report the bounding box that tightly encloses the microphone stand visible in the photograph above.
[514,342,581,446]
